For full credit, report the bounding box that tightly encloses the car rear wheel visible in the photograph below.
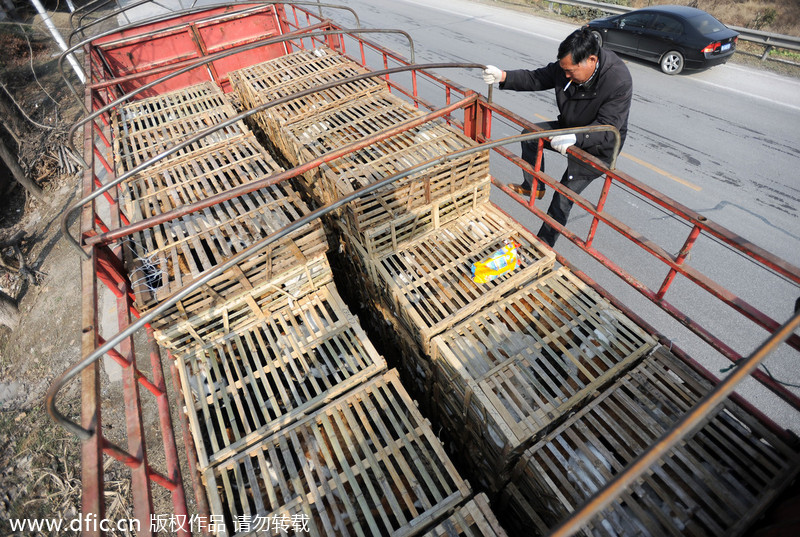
[591,30,603,47]
[660,50,684,75]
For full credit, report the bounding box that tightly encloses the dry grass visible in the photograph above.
[632,0,800,37]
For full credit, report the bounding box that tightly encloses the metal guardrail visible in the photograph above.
[540,0,800,60]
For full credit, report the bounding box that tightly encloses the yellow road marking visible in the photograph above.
[621,152,702,191]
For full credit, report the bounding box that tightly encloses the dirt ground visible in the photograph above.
[0,5,151,534]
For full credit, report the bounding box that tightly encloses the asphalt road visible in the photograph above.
[114,0,800,430]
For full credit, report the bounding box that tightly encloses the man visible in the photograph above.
[482,28,632,247]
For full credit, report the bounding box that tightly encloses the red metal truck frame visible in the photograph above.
[46,2,800,535]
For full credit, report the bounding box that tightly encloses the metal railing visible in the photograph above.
[538,0,800,61]
[482,97,800,414]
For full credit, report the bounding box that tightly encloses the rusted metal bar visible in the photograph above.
[548,308,800,537]
[585,174,613,248]
[147,330,191,537]
[92,117,110,148]
[117,290,155,532]
[99,437,179,492]
[79,57,104,533]
[84,94,478,247]
[95,253,126,299]
[80,257,103,537]
[92,147,112,175]
[62,62,489,255]
[657,223,702,300]
[102,155,156,530]
[95,337,162,397]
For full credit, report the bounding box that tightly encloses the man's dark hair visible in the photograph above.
[557,28,600,63]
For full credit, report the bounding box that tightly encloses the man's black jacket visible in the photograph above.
[500,48,632,166]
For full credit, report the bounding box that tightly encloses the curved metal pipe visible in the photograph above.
[84,94,478,247]
[65,25,415,146]
[46,128,616,439]
[61,62,491,256]
[68,1,360,46]
[60,1,363,107]
[69,0,111,32]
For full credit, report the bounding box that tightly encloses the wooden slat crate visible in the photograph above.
[321,122,488,231]
[279,90,428,204]
[501,346,800,537]
[372,204,555,354]
[124,177,328,313]
[358,176,493,260]
[113,81,230,130]
[203,370,471,537]
[119,133,282,223]
[151,255,333,359]
[112,81,247,174]
[229,46,387,159]
[428,266,656,492]
[420,494,508,537]
[177,284,386,468]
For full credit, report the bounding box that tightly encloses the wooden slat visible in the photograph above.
[355,177,493,260]
[116,133,324,308]
[229,46,388,163]
[274,89,427,200]
[230,48,490,250]
[284,93,491,238]
[203,370,470,537]
[119,134,281,220]
[151,255,334,359]
[111,81,247,174]
[501,346,800,537]
[429,266,657,492]
[178,284,386,468]
[374,204,556,354]
[420,493,509,537]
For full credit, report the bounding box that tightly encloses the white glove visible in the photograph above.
[550,134,576,155]
[482,65,503,85]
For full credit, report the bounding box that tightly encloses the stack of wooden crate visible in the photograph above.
[233,43,800,537]
[112,81,505,536]
[230,43,663,514]
[227,48,553,401]
[229,46,492,256]
[229,46,388,169]
[429,267,656,493]
[112,81,330,320]
[176,284,387,469]
[499,346,800,536]
[204,371,473,536]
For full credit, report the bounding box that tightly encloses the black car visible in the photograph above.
[585,5,739,74]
